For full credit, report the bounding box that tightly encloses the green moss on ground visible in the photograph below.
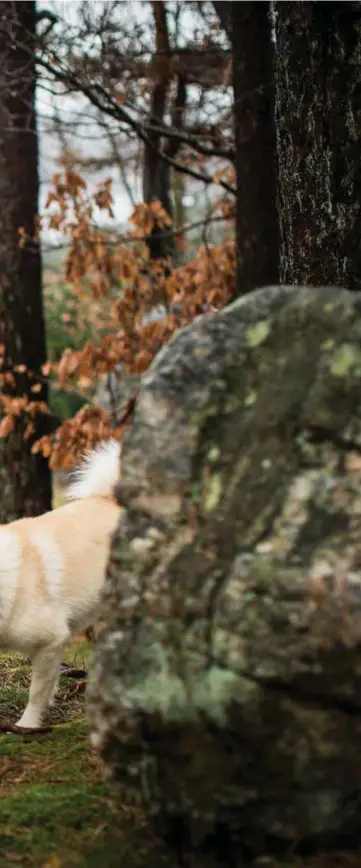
[0,640,171,868]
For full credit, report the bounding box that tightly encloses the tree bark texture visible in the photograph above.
[143,2,185,263]
[232,2,279,298]
[274,1,361,288]
[88,284,361,865]
[0,1,51,518]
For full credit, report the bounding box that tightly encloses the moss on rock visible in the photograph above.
[88,285,361,863]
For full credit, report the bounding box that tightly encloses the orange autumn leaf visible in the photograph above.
[0,414,14,437]
[0,165,235,469]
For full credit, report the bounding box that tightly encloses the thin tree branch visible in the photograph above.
[40,213,234,255]
[0,17,236,196]
[36,50,236,194]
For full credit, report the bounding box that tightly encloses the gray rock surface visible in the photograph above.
[87,285,361,864]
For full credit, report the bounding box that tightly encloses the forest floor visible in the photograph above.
[0,638,171,868]
[2,653,357,868]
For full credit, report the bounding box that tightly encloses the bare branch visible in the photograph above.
[39,213,234,256]
[35,50,236,194]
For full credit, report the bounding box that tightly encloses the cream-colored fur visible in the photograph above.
[0,439,122,730]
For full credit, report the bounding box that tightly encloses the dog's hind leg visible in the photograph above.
[15,642,66,730]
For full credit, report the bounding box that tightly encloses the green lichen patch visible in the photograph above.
[329,343,361,377]
[208,445,220,463]
[245,389,258,407]
[245,319,270,348]
[203,472,222,513]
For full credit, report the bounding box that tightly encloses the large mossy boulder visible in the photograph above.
[87,285,361,865]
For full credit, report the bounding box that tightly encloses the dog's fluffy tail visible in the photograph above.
[66,438,121,501]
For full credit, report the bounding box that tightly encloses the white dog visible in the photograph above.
[0,439,122,731]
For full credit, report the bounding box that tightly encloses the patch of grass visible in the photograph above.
[0,640,171,868]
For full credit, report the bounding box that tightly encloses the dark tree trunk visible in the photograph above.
[231,1,279,297]
[213,1,232,40]
[143,1,178,263]
[0,1,51,519]
[274,1,361,288]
